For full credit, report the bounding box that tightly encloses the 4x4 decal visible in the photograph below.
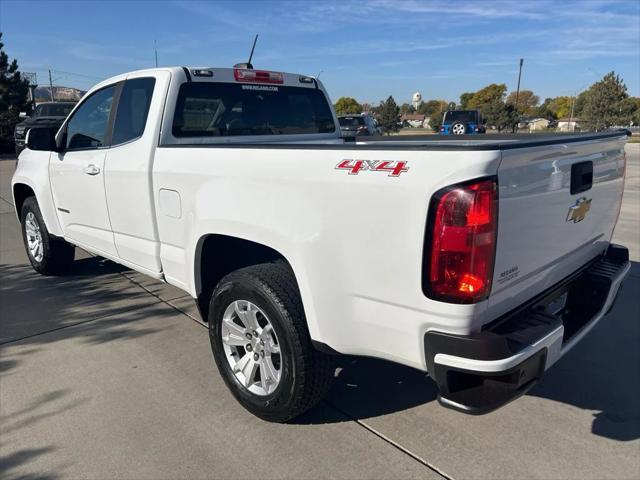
[335,159,409,177]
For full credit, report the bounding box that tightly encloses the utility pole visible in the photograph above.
[513,58,524,133]
[154,40,158,67]
[569,94,576,132]
[48,69,55,101]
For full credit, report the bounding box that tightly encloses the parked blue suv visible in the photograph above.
[439,110,486,135]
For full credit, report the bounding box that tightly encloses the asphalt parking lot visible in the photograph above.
[1,145,639,480]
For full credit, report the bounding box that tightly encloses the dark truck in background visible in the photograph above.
[14,102,76,156]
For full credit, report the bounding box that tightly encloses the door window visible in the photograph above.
[112,77,156,145]
[66,86,116,150]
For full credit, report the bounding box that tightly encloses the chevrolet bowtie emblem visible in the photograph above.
[566,197,592,223]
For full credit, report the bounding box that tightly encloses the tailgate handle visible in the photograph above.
[570,161,593,194]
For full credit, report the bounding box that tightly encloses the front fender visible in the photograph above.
[11,150,63,237]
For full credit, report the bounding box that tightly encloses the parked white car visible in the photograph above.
[12,66,630,421]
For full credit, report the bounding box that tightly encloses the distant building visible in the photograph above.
[518,117,551,132]
[557,118,582,132]
[401,113,427,128]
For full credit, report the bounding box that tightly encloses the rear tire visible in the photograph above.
[20,196,75,275]
[208,262,334,422]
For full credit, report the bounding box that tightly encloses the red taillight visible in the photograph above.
[425,178,498,303]
[234,68,284,84]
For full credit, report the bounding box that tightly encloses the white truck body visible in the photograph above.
[12,66,630,416]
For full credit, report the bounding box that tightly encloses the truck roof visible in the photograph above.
[90,66,321,93]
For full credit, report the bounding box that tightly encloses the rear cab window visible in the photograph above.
[444,111,479,124]
[172,81,335,138]
[112,77,155,145]
[339,117,365,127]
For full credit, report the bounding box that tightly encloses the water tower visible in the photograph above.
[412,92,422,110]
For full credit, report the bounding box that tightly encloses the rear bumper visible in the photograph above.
[424,244,630,414]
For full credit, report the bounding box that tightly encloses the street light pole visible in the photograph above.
[513,58,524,133]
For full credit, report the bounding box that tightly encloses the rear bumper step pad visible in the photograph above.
[424,244,630,414]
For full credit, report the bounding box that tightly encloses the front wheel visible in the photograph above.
[20,197,75,275]
[208,262,334,422]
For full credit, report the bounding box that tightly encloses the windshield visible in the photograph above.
[172,82,335,137]
[339,116,365,127]
[443,111,479,123]
[34,103,75,117]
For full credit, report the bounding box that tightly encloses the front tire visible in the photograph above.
[208,262,334,422]
[20,196,75,275]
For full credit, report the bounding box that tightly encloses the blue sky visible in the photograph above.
[1,0,638,105]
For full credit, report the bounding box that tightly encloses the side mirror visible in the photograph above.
[18,112,27,119]
[26,127,58,152]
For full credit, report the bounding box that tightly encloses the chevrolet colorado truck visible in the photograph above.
[12,66,630,422]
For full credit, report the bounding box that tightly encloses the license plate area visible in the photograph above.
[544,291,568,316]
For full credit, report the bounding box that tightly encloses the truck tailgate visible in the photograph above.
[488,135,627,317]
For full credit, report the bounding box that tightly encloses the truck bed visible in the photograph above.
[159,130,630,150]
[350,130,631,150]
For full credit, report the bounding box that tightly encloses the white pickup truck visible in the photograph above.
[12,66,631,422]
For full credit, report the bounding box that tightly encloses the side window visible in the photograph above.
[112,77,156,145]
[66,86,116,150]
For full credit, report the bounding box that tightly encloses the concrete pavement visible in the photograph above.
[1,145,639,480]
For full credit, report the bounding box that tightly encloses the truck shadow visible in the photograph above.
[0,256,168,366]
[527,262,640,441]
[297,263,640,442]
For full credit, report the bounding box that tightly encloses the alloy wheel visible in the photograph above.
[24,212,44,262]
[221,300,282,396]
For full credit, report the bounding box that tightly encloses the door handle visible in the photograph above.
[570,161,593,194]
[83,164,101,176]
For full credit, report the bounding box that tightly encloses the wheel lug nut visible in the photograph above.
[246,344,252,351]
[254,353,259,361]
[245,333,252,339]
[260,351,265,357]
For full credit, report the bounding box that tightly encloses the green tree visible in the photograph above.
[399,103,415,114]
[468,84,507,109]
[428,113,443,132]
[554,96,574,118]
[506,90,539,115]
[535,97,557,119]
[573,90,589,118]
[417,99,447,116]
[334,97,362,115]
[483,100,518,132]
[0,32,32,151]
[459,92,474,109]
[582,72,632,130]
[378,96,400,135]
[629,97,640,126]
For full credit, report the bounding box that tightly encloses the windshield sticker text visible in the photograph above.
[241,85,279,91]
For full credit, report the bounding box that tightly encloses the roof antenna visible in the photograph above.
[234,34,258,69]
